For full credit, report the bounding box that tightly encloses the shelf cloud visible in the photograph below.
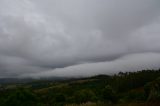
[0,0,160,78]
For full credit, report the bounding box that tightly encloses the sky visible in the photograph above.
[0,0,160,78]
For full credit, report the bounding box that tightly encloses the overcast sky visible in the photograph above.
[0,0,160,78]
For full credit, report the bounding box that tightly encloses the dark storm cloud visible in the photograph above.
[0,0,160,78]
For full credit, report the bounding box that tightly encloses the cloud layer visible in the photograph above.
[0,0,160,78]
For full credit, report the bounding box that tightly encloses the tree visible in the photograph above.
[144,77,160,102]
[74,89,97,103]
[101,85,117,103]
[3,88,38,106]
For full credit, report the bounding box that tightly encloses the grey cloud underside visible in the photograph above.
[0,0,160,78]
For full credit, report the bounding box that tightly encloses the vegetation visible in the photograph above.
[0,69,160,106]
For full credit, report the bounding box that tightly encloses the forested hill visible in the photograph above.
[0,69,160,106]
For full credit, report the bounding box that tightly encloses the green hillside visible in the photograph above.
[0,69,160,106]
